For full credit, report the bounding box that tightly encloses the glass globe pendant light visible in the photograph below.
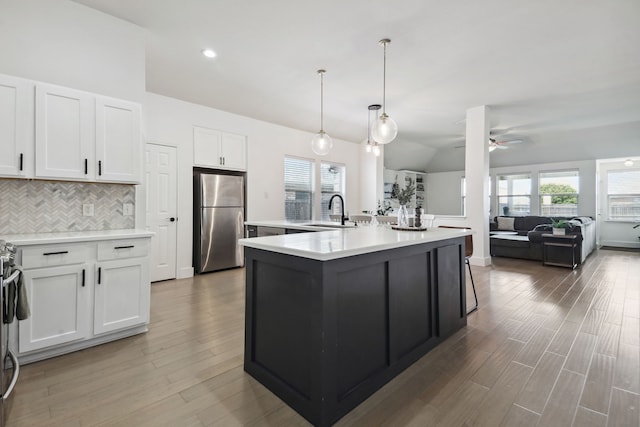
[371,39,398,145]
[311,69,333,156]
[367,104,381,156]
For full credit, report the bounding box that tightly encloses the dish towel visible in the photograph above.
[3,264,30,323]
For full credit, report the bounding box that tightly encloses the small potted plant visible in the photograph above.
[552,219,567,235]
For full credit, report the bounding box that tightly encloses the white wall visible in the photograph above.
[144,92,362,278]
[425,171,465,215]
[429,159,597,219]
[0,0,145,102]
[489,159,597,218]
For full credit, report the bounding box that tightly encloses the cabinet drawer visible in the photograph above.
[97,238,149,261]
[21,243,94,269]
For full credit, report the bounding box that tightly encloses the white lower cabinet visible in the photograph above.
[19,263,92,353]
[95,257,149,335]
[17,237,151,361]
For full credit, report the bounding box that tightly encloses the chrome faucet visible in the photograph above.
[328,194,347,225]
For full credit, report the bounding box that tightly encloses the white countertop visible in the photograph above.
[239,225,471,261]
[0,229,154,246]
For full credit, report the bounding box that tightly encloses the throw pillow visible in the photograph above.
[497,216,515,231]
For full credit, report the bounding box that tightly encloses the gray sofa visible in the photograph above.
[490,216,595,264]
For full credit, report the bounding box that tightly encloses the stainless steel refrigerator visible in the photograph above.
[193,170,245,273]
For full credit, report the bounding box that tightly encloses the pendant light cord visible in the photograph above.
[382,41,387,115]
[319,70,325,133]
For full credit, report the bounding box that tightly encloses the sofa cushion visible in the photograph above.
[515,216,552,231]
[497,216,515,231]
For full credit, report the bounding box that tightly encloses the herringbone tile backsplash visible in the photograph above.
[0,179,135,234]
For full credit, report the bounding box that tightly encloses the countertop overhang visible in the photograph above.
[240,225,471,261]
[0,229,154,246]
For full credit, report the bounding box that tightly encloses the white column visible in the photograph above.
[359,142,385,214]
[465,105,492,266]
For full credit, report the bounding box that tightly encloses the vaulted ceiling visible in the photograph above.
[73,0,640,171]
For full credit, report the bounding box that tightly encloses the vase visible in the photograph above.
[397,204,409,227]
[552,227,565,235]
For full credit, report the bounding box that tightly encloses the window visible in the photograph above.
[284,157,314,221]
[497,173,531,216]
[539,170,579,216]
[320,162,346,221]
[607,169,640,220]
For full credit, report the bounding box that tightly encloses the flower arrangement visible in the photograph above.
[393,178,416,206]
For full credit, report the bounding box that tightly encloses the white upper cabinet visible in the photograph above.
[34,82,142,183]
[35,83,95,180]
[96,96,141,183]
[194,126,222,167]
[193,126,247,171]
[0,74,34,178]
[221,132,247,170]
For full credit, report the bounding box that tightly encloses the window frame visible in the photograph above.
[538,169,580,217]
[605,168,640,222]
[320,161,346,221]
[497,173,532,216]
[284,156,315,222]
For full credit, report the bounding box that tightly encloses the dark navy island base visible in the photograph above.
[243,235,468,427]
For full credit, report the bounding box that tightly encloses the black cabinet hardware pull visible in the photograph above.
[82,269,85,287]
[43,251,69,256]
[19,153,23,171]
[169,217,176,222]
[84,158,88,174]
[114,245,134,249]
[98,267,101,284]
[98,160,102,176]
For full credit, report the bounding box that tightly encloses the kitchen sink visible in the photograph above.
[306,223,357,229]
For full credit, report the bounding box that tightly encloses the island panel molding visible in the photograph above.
[243,234,467,426]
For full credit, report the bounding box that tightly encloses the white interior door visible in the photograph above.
[145,143,177,282]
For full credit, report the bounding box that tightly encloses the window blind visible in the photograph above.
[284,157,314,221]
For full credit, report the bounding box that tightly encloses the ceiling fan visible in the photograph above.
[455,136,524,151]
[488,137,523,151]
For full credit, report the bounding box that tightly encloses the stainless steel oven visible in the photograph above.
[0,241,20,427]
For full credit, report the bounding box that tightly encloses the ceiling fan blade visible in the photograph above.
[500,139,523,144]
[495,145,509,149]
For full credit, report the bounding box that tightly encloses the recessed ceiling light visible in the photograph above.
[624,158,634,167]
[201,48,216,58]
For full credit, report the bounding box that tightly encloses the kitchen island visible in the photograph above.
[239,226,471,426]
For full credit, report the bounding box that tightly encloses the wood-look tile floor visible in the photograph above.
[9,248,640,426]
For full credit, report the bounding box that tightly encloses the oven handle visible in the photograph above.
[2,270,20,287]
[3,350,20,401]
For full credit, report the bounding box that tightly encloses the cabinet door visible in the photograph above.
[94,258,150,335]
[193,126,222,167]
[0,74,34,177]
[35,83,94,180]
[19,264,92,353]
[221,132,247,170]
[96,97,141,183]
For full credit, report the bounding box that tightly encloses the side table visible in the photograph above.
[542,233,579,269]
